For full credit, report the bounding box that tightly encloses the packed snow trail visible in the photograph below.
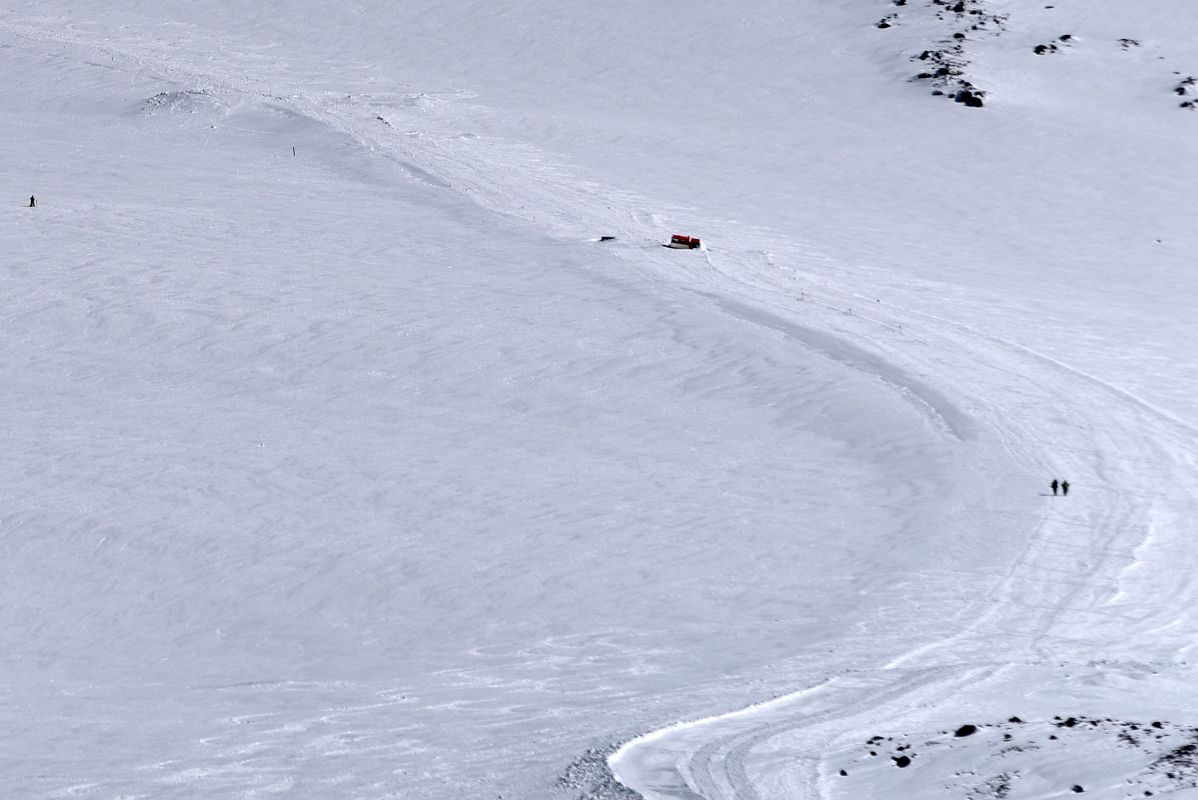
[0,14,670,248]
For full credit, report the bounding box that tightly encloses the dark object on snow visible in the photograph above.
[1051,479,1059,496]
[892,755,912,768]
[955,88,984,107]
[955,724,978,737]
[1072,786,1085,793]
[1061,480,1070,496]
[1009,716,1024,723]
[598,236,616,242]
[29,195,36,207]
[665,234,702,250]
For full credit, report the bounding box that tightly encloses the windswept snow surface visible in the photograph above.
[3,2,1198,799]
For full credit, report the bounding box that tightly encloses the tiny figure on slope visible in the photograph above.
[1061,480,1070,496]
[29,195,36,208]
[1051,479,1059,496]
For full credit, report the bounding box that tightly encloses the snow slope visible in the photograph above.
[2,1,1197,798]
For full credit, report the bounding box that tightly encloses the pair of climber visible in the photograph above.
[1050,479,1070,496]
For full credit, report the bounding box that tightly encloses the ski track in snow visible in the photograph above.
[6,10,1198,800]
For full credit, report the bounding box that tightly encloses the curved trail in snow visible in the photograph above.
[609,246,1198,798]
[7,16,1198,799]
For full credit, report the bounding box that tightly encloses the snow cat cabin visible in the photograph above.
[665,234,702,250]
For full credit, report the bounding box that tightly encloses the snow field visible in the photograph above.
[3,1,1198,798]
[1,16,998,798]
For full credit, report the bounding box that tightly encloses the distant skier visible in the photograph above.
[1061,480,1070,496]
[28,195,35,208]
[1051,479,1059,496]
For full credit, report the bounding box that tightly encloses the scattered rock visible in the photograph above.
[955,87,985,107]
[1172,77,1195,104]
[976,772,1014,798]
[896,0,1006,106]
[557,746,642,800]
[842,716,1198,798]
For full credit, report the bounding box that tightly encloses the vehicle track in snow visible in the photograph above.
[608,240,1198,798]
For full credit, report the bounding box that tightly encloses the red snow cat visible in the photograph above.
[665,234,702,250]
